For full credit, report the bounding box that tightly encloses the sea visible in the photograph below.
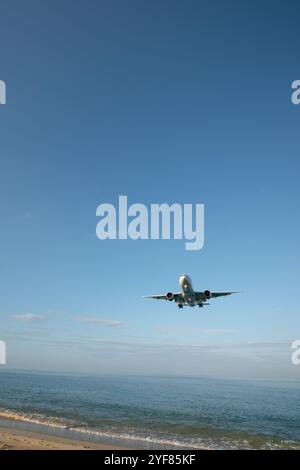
[0,370,299,450]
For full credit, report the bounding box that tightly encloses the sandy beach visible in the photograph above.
[0,426,129,450]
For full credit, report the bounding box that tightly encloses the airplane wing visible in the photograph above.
[210,291,239,298]
[144,293,183,302]
[195,291,239,301]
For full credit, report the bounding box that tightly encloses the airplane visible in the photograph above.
[144,274,239,308]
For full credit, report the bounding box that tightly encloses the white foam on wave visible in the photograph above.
[0,408,299,450]
[0,408,76,430]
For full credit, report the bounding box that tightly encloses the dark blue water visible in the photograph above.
[0,371,300,449]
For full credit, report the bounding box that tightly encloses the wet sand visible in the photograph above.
[0,425,130,450]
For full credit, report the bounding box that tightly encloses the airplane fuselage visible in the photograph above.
[179,274,196,307]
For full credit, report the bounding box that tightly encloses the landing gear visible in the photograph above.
[198,303,203,308]
[178,304,183,309]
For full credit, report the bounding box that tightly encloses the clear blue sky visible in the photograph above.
[0,0,299,378]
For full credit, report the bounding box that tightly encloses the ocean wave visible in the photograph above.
[0,408,300,450]
[0,409,76,430]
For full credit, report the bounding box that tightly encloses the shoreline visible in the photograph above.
[0,415,209,451]
[0,410,137,450]
[0,425,130,450]
[0,411,208,450]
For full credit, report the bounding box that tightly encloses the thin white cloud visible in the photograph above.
[75,316,124,328]
[196,328,237,335]
[157,326,238,335]
[10,313,45,322]
[83,338,292,354]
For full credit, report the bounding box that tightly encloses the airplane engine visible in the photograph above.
[204,290,211,299]
[166,292,174,301]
